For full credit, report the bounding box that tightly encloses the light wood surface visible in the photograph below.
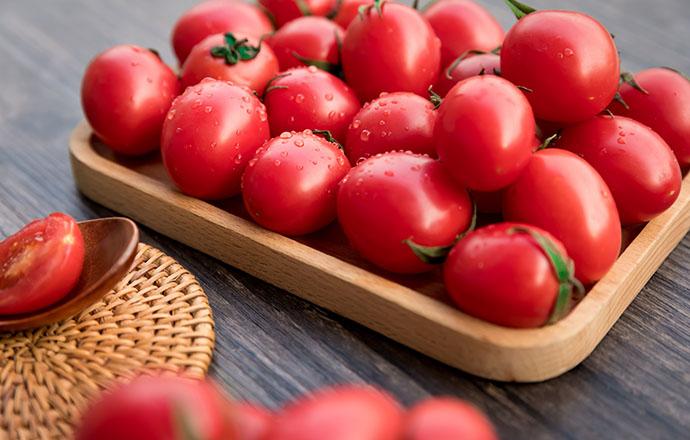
[70,121,690,382]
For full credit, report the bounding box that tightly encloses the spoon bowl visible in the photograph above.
[0,217,139,331]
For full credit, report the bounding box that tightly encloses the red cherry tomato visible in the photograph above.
[263,67,360,143]
[503,149,622,285]
[403,397,498,440]
[345,92,437,163]
[501,10,619,123]
[445,223,578,327]
[332,0,372,28]
[555,115,682,225]
[75,376,236,440]
[0,213,84,315]
[81,45,179,155]
[172,0,273,65]
[423,0,503,68]
[234,403,274,440]
[264,386,403,440]
[435,53,500,97]
[267,16,344,71]
[434,75,536,192]
[609,68,690,167]
[342,2,441,102]
[162,79,270,199]
[259,0,337,28]
[180,33,279,95]
[337,152,472,274]
[242,131,351,235]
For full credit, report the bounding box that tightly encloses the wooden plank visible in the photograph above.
[70,120,690,382]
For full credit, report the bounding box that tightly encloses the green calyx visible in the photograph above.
[405,202,477,265]
[311,129,344,152]
[504,0,536,19]
[210,33,261,65]
[537,131,560,151]
[291,51,340,75]
[444,47,502,80]
[296,0,312,16]
[620,72,649,95]
[613,91,629,110]
[507,226,584,324]
[358,0,384,19]
[427,86,443,109]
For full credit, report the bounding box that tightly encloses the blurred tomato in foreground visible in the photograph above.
[403,397,498,440]
[75,376,236,440]
[264,385,403,440]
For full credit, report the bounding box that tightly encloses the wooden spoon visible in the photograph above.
[0,217,139,331]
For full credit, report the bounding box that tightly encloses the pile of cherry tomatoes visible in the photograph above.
[75,375,497,440]
[81,0,689,329]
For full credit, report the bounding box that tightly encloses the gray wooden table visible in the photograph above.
[1,1,688,438]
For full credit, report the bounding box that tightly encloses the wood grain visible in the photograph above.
[70,121,690,382]
[1,0,689,438]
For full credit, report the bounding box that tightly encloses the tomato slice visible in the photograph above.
[0,213,85,314]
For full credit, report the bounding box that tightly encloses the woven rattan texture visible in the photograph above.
[0,244,215,440]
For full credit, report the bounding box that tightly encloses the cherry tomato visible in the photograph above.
[75,376,236,440]
[259,0,337,28]
[263,66,360,143]
[264,386,403,440]
[234,403,274,440]
[342,2,441,102]
[403,397,498,440]
[81,45,179,155]
[435,53,500,97]
[332,0,372,28]
[434,75,536,192]
[503,149,622,284]
[172,0,273,65]
[555,115,682,225]
[423,0,503,69]
[0,213,84,315]
[609,68,690,167]
[445,223,579,327]
[162,79,270,199]
[242,131,351,235]
[338,152,472,274]
[180,33,279,95]
[501,10,619,123]
[267,16,344,71]
[345,92,436,163]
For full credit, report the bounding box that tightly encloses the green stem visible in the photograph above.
[210,33,261,66]
[428,86,443,109]
[503,0,536,19]
[312,129,344,152]
[620,72,649,95]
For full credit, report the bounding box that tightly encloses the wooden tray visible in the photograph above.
[69,121,690,382]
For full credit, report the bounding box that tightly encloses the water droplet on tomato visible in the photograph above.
[564,48,574,57]
[175,127,183,134]
[234,153,243,164]
[307,65,318,73]
[384,170,394,177]
[167,109,176,120]
[352,119,361,129]
[383,110,390,116]
[242,95,250,103]
[274,159,281,166]
[192,99,202,108]
[378,120,386,126]
[325,93,334,101]
[360,130,371,142]
[355,178,363,186]
[280,150,289,158]
[295,94,305,103]
[328,110,337,120]
[557,52,564,59]
[294,139,304,147]
[617,137,626,144]
[204,106,213,113]
[410,164,421,171]
[280,132,292,139]
[356,157,367,165]
[379,92,389,97]
[337,156,345,166]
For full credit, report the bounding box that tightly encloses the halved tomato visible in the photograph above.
[0,213,85,314]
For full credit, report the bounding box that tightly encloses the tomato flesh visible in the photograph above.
[234,403,274,440]
[435,53,500,97]
[259,0,337,28]
[0,213,84,315]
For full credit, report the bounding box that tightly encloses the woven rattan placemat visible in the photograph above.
[0,244,215,440]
